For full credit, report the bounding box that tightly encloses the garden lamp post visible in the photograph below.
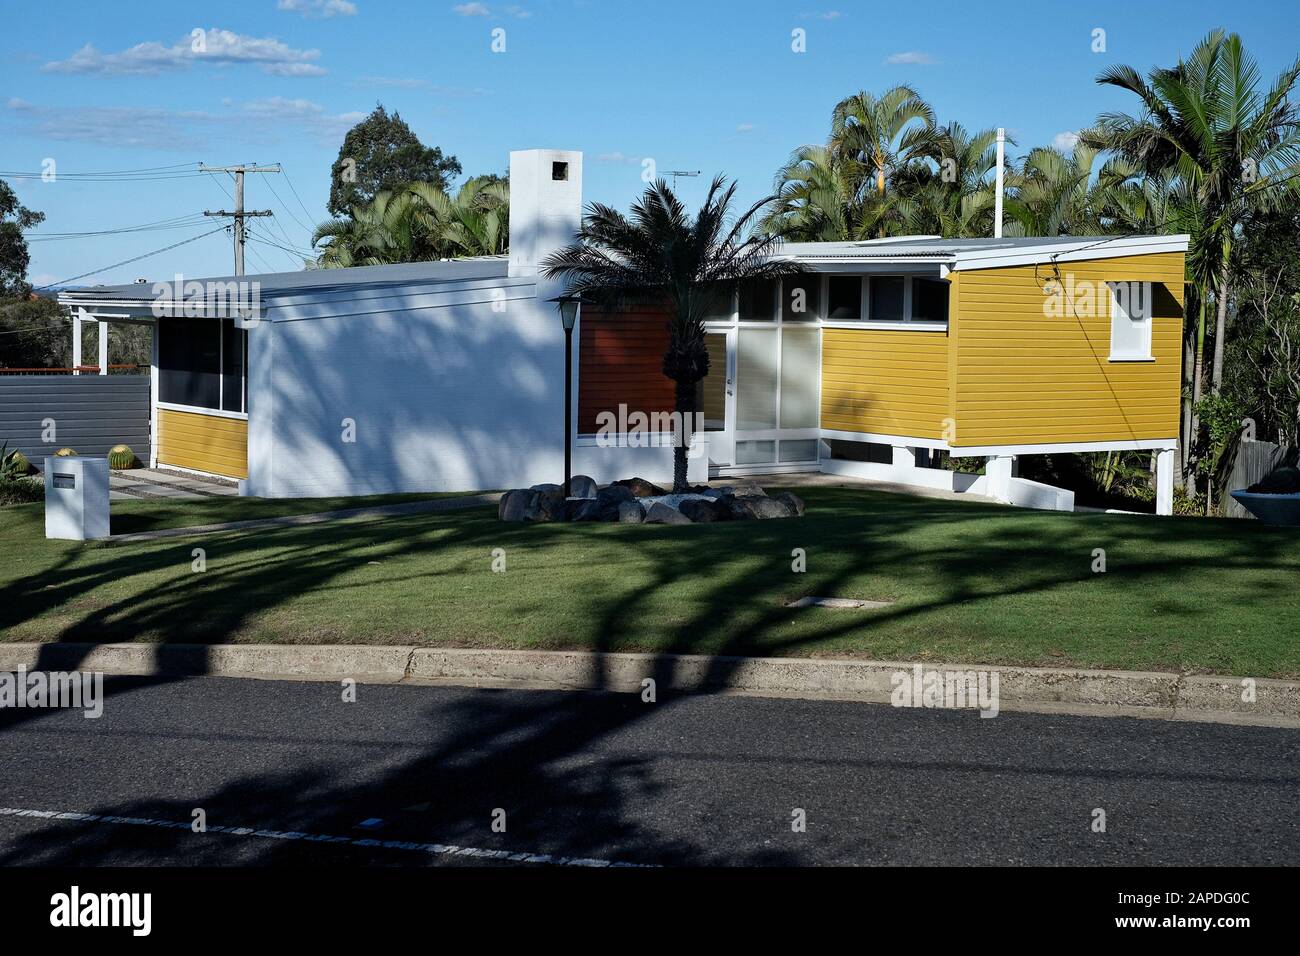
[549,294,583,497]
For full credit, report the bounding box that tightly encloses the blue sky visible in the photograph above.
[3,0,1298,286]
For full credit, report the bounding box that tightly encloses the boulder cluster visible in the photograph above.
[498,475,805,524]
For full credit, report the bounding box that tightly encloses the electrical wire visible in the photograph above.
[33,227,229,290]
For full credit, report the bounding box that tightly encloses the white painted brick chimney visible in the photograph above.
[508,149,583,279]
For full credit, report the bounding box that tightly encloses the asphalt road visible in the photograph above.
[1,675,1297,866]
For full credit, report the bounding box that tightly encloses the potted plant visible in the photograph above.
[1230,450,1300,526]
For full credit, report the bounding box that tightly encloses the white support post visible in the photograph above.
[72,309,84,374]
[98,320,108,374]
[986,455,1015,502]
[149,319,159,468]
[1156,448,1175,516]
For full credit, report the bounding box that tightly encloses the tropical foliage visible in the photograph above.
[313,175,509,267]
[541,176,802,491]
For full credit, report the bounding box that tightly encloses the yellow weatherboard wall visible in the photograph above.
[157,408,248,479]
[950,252,1185,446]
[821,327,950,439]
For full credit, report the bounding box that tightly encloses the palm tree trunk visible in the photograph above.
[1211,255,1231,392]
[1186,292,1209,494]
[672,378,695,493]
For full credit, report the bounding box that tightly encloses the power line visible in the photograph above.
[34,227,228,290]
[281,166,319,227]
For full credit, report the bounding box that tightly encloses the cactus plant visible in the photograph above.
[54,447,78,457]
[1,443,30,481]
[108,444,135,470]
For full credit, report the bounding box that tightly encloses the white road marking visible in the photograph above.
[0,806,657,868]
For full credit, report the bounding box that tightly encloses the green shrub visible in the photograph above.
[108,444,135,470]
[0,477,43,506]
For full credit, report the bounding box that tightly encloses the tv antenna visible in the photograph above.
[665,170,701,190]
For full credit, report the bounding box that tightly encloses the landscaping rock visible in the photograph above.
[678,498,723,523]
[775,491,806,517]
[568,474,599,499]
[595,483,636,520]
[612,476,666,497]
[714,480,766,498]
[528,489,568,522]
[499,489,535,522]
[617,500,645,523]
[529,482,562,493]
[725,494,792,520]
[645,501,691,525]
[569,499,604,522]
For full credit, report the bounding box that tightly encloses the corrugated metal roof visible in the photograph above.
[59,256,511,301]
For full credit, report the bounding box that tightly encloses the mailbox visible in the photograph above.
[44,456,110,540]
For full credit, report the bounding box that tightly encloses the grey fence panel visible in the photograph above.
[0,375,151,466]
[1223,440,1297,518]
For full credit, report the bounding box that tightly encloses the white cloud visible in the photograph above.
[816,11,843,19]
[42,29,326,76]
[1053,130,1080,151]
[4,97,361,149]
[278,0,358,17]
[597,152,640,164]
[453,2,530,16]
[885,51,937,65]
[736,123,755,133]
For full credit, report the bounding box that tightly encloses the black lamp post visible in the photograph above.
[549,294,583,497]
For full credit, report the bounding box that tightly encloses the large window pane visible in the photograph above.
[697,333,728,430]
[912,278,949,323]
[782,276,820,321]
[158,318,220,410]
[827,276,863,319]
[736,327,778,429]
[779,327,819,429]
[221,320,246,413]
[738,278,777,320]
[869,276,906,322]
[735,440,776,465]
[778,439,819,462]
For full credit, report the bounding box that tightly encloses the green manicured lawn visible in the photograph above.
[104,491,487,535]
[2,487,1297,677]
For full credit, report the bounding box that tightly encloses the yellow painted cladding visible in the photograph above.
[821,328,950,439]
[157,407,248,478]
[951,252,1185,446]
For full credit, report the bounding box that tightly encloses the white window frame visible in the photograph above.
[1108,281,1154,362]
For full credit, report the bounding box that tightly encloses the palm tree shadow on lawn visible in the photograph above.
[0,489,1293,865]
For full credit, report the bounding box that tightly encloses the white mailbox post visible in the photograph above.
[44,456,110,541]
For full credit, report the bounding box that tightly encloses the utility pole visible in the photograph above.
[200,163,281,275]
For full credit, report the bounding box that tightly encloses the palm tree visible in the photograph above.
[1084,29,1300,401]
[313,176,511,267]
[1004,143,1109,237]
[830,85,941,235]
[312,190,411,268]
[893,123,1002,238]
[761,144,871,240]
[542,176,802,491]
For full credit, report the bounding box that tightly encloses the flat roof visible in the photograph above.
[774,233,1190,269]
[58,256,511,304]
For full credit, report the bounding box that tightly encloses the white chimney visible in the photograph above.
[508,149,583,278]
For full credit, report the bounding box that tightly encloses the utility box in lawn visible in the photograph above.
[44,456,110,540]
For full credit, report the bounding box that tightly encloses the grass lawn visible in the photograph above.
[1,486,1297,678]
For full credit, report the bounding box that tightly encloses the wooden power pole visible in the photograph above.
[200,163,281,276]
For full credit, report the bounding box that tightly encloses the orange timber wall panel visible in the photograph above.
[951,252,1185,446]
[578,308,675,434]
[157,407,248,478]
[821,328,951,439]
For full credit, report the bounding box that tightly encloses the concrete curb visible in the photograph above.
[0,643,1296,728]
